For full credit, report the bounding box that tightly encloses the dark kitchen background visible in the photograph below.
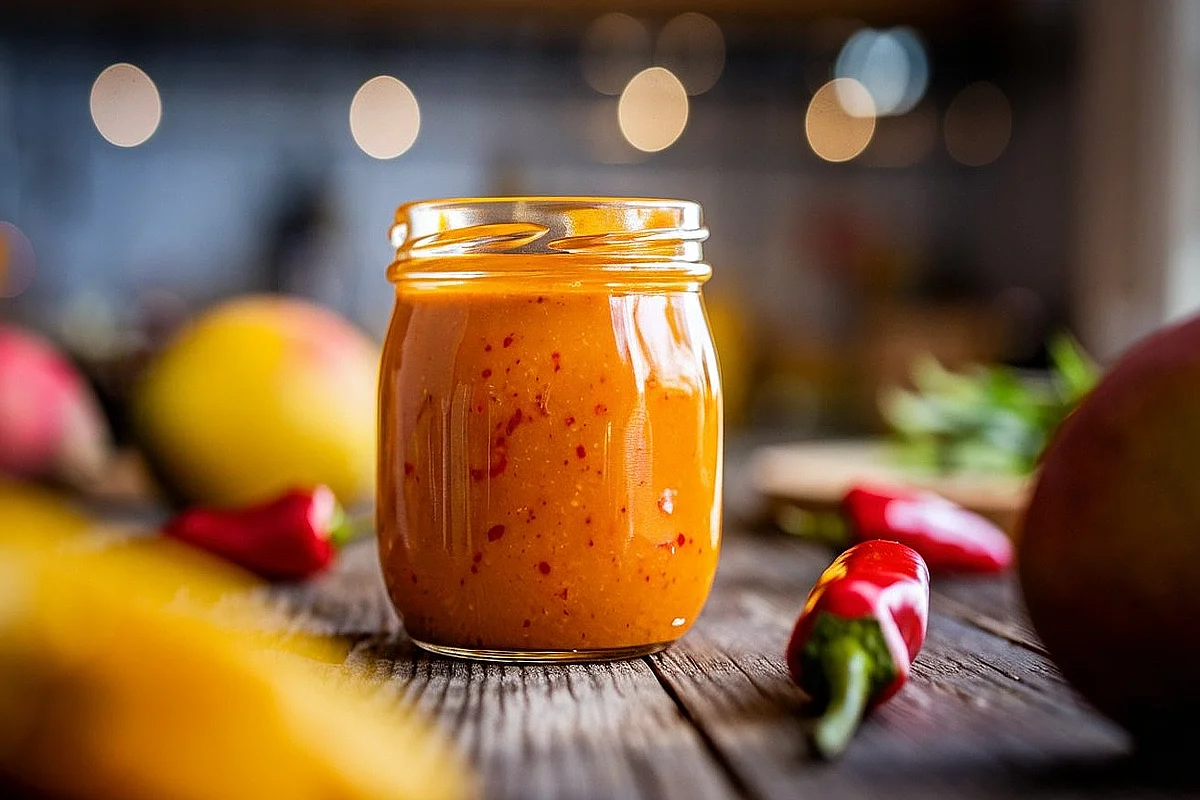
[1,0,1196,437]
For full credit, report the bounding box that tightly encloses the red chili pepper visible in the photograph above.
[841,483,1013,573]
[162,486,352,581]
[786,539,930,759]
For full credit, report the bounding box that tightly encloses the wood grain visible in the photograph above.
[343,636,739,800]
[650,532,1136,800]
[259,525,1200,799]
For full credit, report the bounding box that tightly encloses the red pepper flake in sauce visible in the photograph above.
[676,533,687,547]
[551,352,562,372]
[503,334,515,348]
[523,619,532,627]
[487,524,506,542]
[537,561,552,575]
[481,368,492,378]
[471,436,509,481]
[473,551,483,563]
[484,344,492,352]
[536,296,545,304]
[595,403,608,415]
[576,444,587,459]
[404,462,415,476]
[506,408,523,436]
[564,416,576,427]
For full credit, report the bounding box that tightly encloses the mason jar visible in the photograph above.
[377,197,722,662]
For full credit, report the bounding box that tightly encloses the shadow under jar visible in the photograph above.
[377,198,723,662]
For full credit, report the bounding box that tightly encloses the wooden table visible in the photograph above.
[264,519,1199,799]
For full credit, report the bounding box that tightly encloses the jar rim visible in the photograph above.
[394,195,702,217]
[388,196,709,286]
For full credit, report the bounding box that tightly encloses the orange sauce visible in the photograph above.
[377,263,722,656]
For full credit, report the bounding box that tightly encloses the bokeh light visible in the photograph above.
[944,81,1012,166]
[349,76,421,160]
[581,13,652,96]
[89,63,162,147]
[835,27,929,117]
[655,12,725,96]
[618,67,689,153]
[0,222,36,299]
[806,78,876,163]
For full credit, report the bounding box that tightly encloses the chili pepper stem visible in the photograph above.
[327,502,355,548]
[775,504,850,549]
[810,636,872,760]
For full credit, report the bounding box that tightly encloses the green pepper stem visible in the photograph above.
[810,636,872,760]
[326,502,355,548]
[775,504,850,549]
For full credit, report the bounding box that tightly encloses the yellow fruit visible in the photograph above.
[0,533,472,800]
[132,296,379,507]
[0,479,94,538]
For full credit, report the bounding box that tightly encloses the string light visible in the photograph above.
[617,67,689,153]
[349,76,421,160]
[581,13,652,96]
[806,78,876,163]
[90,63,162,147]
[945,82,1012,166]
[655,13,725,96]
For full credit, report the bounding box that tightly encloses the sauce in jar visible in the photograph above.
[377,198,722,661]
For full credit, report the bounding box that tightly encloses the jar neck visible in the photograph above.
[387,197,710,290]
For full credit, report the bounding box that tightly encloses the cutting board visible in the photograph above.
[748,439,1031,534]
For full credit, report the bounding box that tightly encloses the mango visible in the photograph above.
[0,531,471,800]
[131,296,379,508]
[0,323,112,488]
[0,479,95,538]
[1019,312,1200,742]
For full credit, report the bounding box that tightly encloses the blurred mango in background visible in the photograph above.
[0,519,471,800]
[131,295,379,508]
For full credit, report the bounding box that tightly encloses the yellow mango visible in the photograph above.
[132,296,379,507]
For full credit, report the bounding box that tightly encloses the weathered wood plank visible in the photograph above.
[651,531,1147,800]
[263,528,1200,800]
[344,635,740,800]
[259,539,400,639]
[264,540,741,800]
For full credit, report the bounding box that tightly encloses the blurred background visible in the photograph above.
[0,0,1197,444]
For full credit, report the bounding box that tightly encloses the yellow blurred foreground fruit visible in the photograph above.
[0,534,471,800]
[0,479,95,538]
[132,295,379,508]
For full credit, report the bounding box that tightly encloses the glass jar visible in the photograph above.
[377,197,723,662]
